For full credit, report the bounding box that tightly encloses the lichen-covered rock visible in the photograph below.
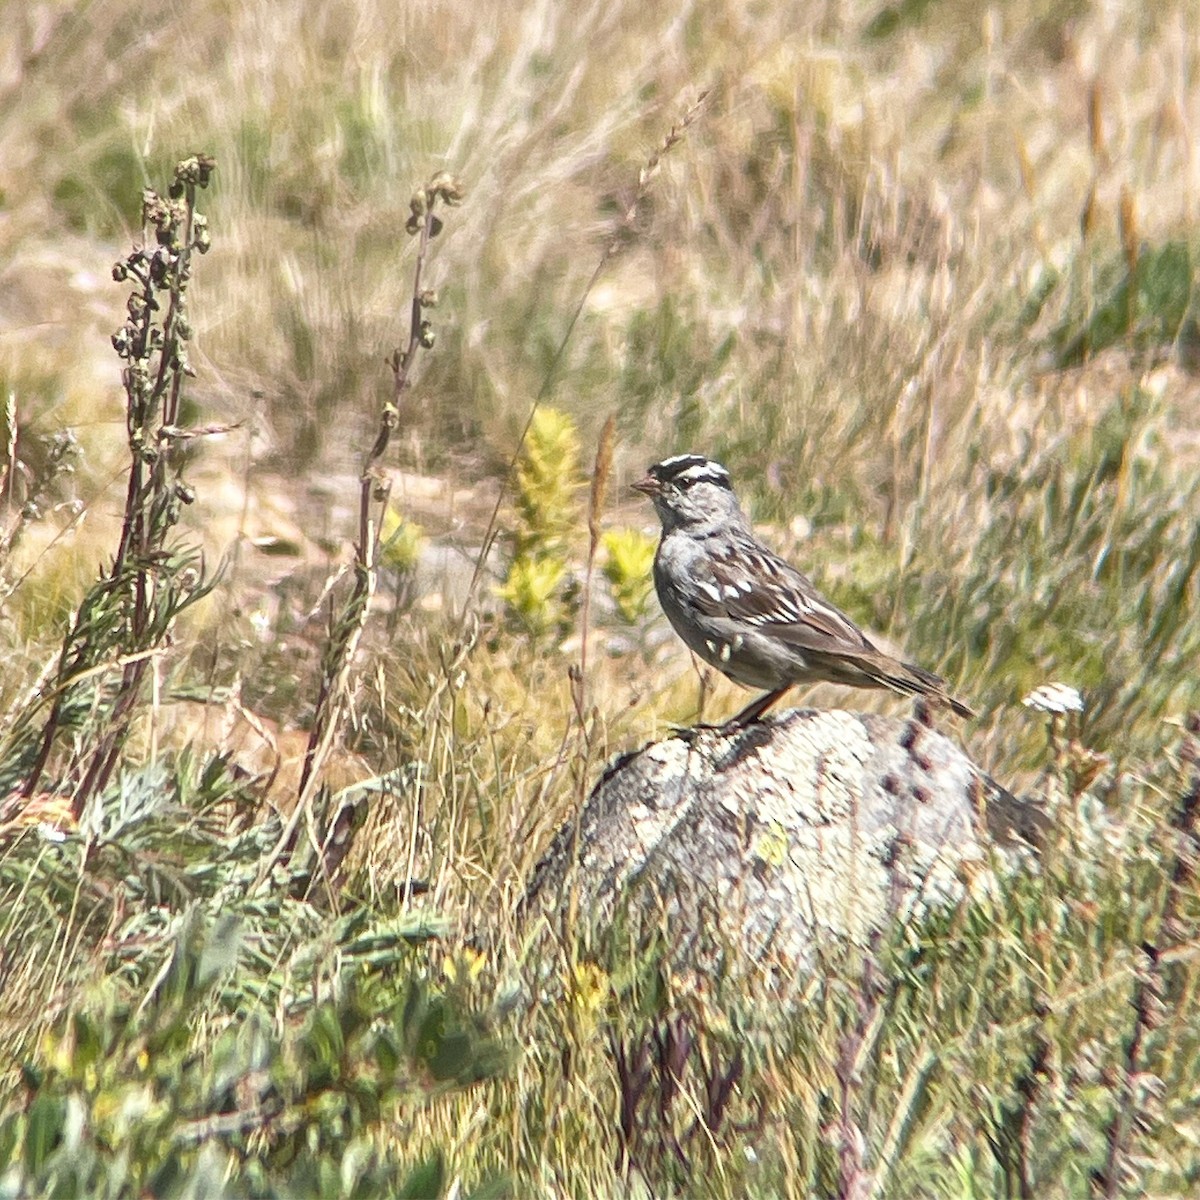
[523,708,1039,976]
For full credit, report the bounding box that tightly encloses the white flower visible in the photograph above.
[1022,682,1084,715]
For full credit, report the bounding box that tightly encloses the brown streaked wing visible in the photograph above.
[694,540,877,653]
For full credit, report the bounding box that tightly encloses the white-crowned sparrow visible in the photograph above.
[633,454,974,727]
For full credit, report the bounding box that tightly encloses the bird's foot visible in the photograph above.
[666,720,724,742]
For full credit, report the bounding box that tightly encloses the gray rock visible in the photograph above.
[523,708,1039,979]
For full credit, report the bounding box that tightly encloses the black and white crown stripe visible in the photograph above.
[650,454,733,489]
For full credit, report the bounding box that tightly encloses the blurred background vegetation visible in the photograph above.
[2,0,1200,1195]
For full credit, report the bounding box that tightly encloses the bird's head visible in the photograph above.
[632,454,746,536]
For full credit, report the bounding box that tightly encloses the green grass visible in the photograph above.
[3,0,1200,1194]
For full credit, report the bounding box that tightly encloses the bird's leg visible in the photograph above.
[722,687,791,731]
[665,712,724,739]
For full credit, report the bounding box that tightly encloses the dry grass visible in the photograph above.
[2,0,1200,1195]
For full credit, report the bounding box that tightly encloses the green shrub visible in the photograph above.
[496,407,583,636]
[600,528,656,624]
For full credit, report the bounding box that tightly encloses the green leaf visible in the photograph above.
[71,1012,104,1072]
[24,1091,65,1174]
[399,978,428,1042]
[426,1029,473,1083]
[398,1152,445,1200]
[0,1116,20,1180]
[375,1029,400,1078]
[415,1003,448,1067]
[301,1002,346,1089]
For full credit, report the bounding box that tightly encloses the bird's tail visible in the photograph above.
[892,662,974,715]
[811,648,977,720]
[882,659,976,720]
